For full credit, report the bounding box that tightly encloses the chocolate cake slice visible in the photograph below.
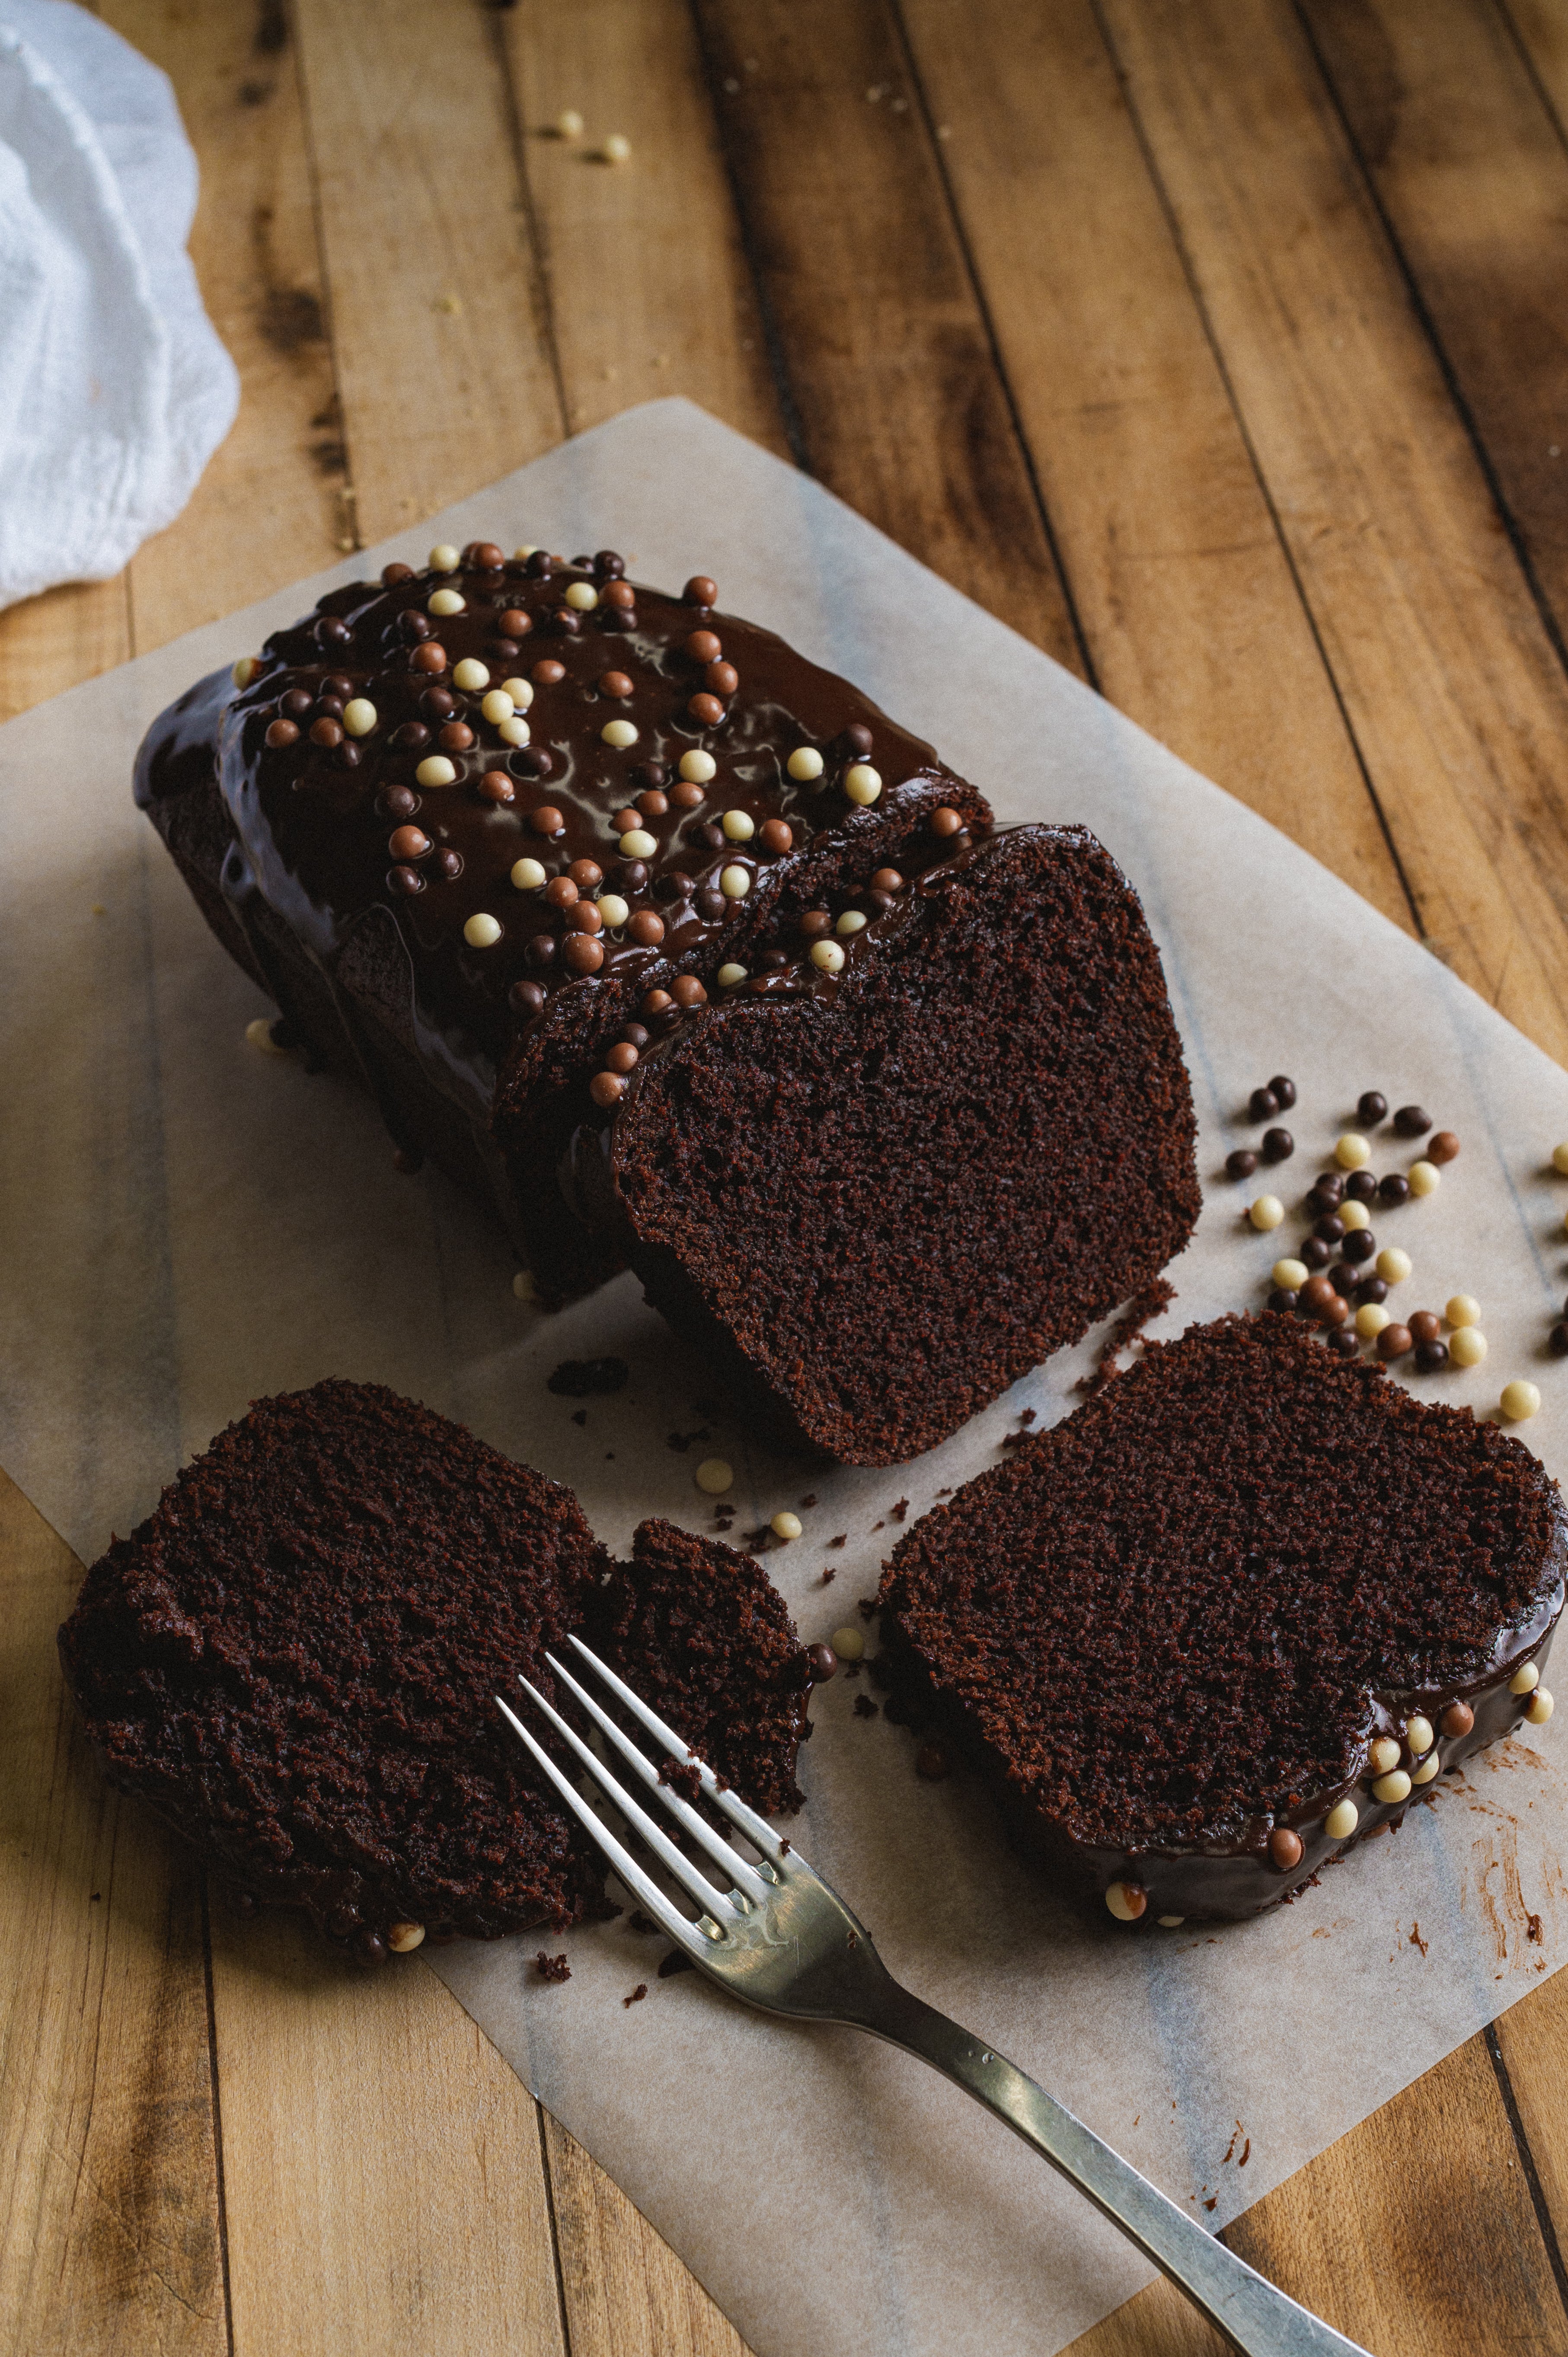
[58,1379,810,1962]
[135,544,990,1300]
[563,823,1200,1464]
[878,1315,1565,1922]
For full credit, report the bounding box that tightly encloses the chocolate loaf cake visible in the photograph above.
[57,1379,810,1961]
[136,544,990,1302]
[565,824,1201,1463]
[878,1315,1565,1922]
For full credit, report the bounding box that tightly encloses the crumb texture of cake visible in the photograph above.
[604,825,1200,1463]
[878,1315,1566,1921]
[58,1380,807,1960]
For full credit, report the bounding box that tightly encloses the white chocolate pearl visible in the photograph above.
[679,749,716,784]
[1450,1326,1488,1368]
[1249,1194,1284,1231]
[501,677,534,709]
[565,581,599,610]
[232,654,260,689]
[694,1457,733,1495]
[343,697,378,737]
[1555,1141,1568,1175]
[1369,1737,1401,1775]
[245,1016,287,1056]
[1408,1159,1440,1197]
[831,1623,865,1661]
[787,747,824,781]
[811,940,846,974]
[1501,1380,1542,1422]
[1356,1303,1391,1341]
[429,543,460,571]
[1105,1883,1147,1923]
[619,828,658,858]
[1527,1689,1555,1725]
[416,754,457,788]
[463,913,502,949]
[1335,1132,1371,1170]
[482,689,516,724]
[604,132,632,163]
[1157,1915,1185,1928]
[1376,1246,1412,1285]
[1411,1753,1441,1786]
[513,545,539,560]
[428,588,466,616]
[511,857,546,891]
[720,864,751,899]
[717,962,749,987]
[844,762,882,806]
[1511,1661,1541,1696]
[770,1511,803,1541]
[1372,1768,1412,1804]
[836,910,868,936]
[386,1922,426,1953]
[1338,1199,1370,1233]
[554,109,583,138]
[1324,1798,1359,1840]
[1446,1294,1481,1329]
[512,1268,538,1301]
[498,716,532,747]
[1405,1715,1434,1756]
[1273,1257,1309,1291]
[453,657,490,693]
[596,894,630,929]
[601,719,639,750]
[722,808,755,841]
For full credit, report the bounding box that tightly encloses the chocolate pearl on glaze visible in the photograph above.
[684,630,722,664]
[399,610,433,642]
[335,740,361,770]
[632,758,668,790]
[612,859,650,893]
[512,747,555,780]
[410,641,448,674]
[589,1072,625,1108]
[1379,1172,1411,1205]
[1268,1075,1297,1110]
[568,859,604,891]
[620,1023,650,1050]
[390,864,424,895]
[392,721,430,751]
[865,889,894,915]
[1261,1127,1294,1163]
[670,976,708,1009]
[510,978,546,1016]
[420,687,456,719]
[1327,1327,1360,1358]
[1357,1091,1389,1127]
[603,579,636,610]
[696,887,726,922]
[1345,1169,1379,1203]
[627,911,665,947]
[265,718,300,749]
[552,607,581,635]
[315,615,352,646]
[684,574,718,608]
[563,934,605,974]
[654,870,693,904]
[281,689,314,719]
[637,790,670,819]
[604,1042,639,1076]
[872,867,904,894]
[614,806,644,835]
[523,933,557,968]
[1414,1338,1450,1372]
[800,911,833,939]
[930,806,962,838]
[599,669,634,699]
[389,825,431,860]
[1268,1826,1305,1871]
[1408,1310,1442,1345]
[1301,1235,1332,1269]
[439,722,474,752]
[594,550,626,579]
[476,770,516,804]
[382,560,415,586]
[759,819,793,855]
[1377,1322,1413,1361]
[805,1643,838,1685]
[528,804,566,836]
[567,901,604,935]
[1342,1230,1376,1264]
[689,692,726,726]
[384,784,419,818]
[531,658,566,685]
[525,550,554,577]
[842,722,874,758]
[435,849,463,880]
[499,609,530,638]
[1225,1149,1258,1181]
[545,876,580,909]
[1249,1086,1279,1122]
[642,989,674,1016]
[1393,1105,1431,1137]
[669,779,706,810]
[706,661,739,696]
[314,695,345,720]
[1429,1131,1460,1164]
[469,541,505,572]
[1442,1699,1475,1738]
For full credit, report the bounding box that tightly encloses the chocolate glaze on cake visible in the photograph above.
[58,1380,809,1961]
[134,546,990,1299]
[878,1316,1565,1921]
[564,823,1200,1463]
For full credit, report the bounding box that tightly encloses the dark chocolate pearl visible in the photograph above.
[384,785,419,818]
[1345,1169,1379,1203]
[281,687,313,718]
[1379,1172,1410,1205]
[1354,1276,1388,1306]
[420,687,457,719]
[1408,1310,1442,1345]
[1314,1170,1345,1201]
[351,1929,389,1968]
[696,887,726,923]
[315,615,352,646]
[865,889,895,915]
[390,864,424,895]
[524,932,557,968]
[435,849,463,880]
[1550,1324,1568,1358]
[1267,1287,1299,1314]
[1268,1075,1297,1110]
[684,574,718,607]
[265,718,299,749]
[636,790,669,819]
[392,721,430,750]
[1306,1182,1343,1219]
[757,948,790,971]
[1327,1328,1360,1358]
[612,859,649,893]
[322,674,352,699]
[1393,1104,1431,1137]
[1329,1261,1360,1297]
[1313,1212,1345,1244]
[526,549,554,577]
[1225,1149,1259,1181]
[805,1643,837,1684]
[510,979,546,1017]
[399,609,433,642]
[1356,1090,1389,1127]
[1261,1127,1293,1164]
[1248,1086,1279,1122]
[513,746,555,779]
[915,1741,953,1781]
[842,722,874,758]
[594,549,626,579]
[1341,1229,1376,1263]
[655,870,694,904]
[1268,1826,1304,1871]
[631,759,668,791]
[696,820,726,851]
[552,607,581,635]
[1442,1699,1475,1738]
[335,740,361,770]
[1300,1235,1332,1269]
[1414,1338,1449,1372]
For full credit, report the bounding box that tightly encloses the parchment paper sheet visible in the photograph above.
[5,400,1568,2357]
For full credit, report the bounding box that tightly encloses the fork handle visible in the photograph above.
[863,1982,1370,2357]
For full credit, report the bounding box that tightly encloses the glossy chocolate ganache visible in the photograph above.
[134,542,990,1298]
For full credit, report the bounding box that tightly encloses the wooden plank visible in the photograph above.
[0,1470,226,2357]
[496,0,786,453]
[1300,0,1568,651]
[895,0,1410,929]
[540,2111,750,2357]
[211,1907,566,2357]
[1492,1973,1568,2287]
[290,0,563,546]
[0,581,132,725]
[1096,0,1568,1068]
[1064,2271,1228,2357]
[690,0,1084,671]
[99,0,347,647]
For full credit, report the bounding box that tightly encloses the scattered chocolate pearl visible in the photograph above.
[435,850,464,879]
[438,721,474,752]
[1550,1324,1568,1358]
[683,630,722,668]
[1324,1798,1358,1840]
[1428,1130,1460,1164]
[1335,1132,1371,1170]
[1442,1699,1475,1738]
[1376,1245,1412,1284]
[670,976,707,1009]
[1249,1194,1285,1231]
[1268,1075,1297,1109]
[1249,1085,1279,1121]
[1357,1090,1389,1127]
[844,763,882,806]
[1313,1212,1345,1245]
[627,911,665,947]
[1300,1274,1337,1312]
[1408,1310,1441,1345]
[695,1456,733,1495]
[1268,1827,1304,1871]
[759,818,793,855]
[567,901,604,935]
[602,719,639,750]
[1105,1883,1147,1923]
[387,1922,426,1954]
[1328,1262,1360,1297]
[1225,1148,1258,1181]
[1376,1323,1413,1361]
[599,669,634,699]
[620,1022,650,1050]
[1319,1293,1350,1329]
[545,877,579,910]
[1450,1326,1488,1367]
[1272,1256,1309,1291]
[589,1072,626,1108]
[510,979,546,1017]
[787,746,824,782]
[563,935,605,974]
[696,887,726,922]
[498,609,530,637]
[620,827,659,859]
[1342,1230,1376,1264]
[1408,1159,1440,1198]
[389,824,430,861]
[1355,1302,1391,1341]
[531,658,566,685]
[930,806,962,837]
[1266,1288,1298,1314]
[615,860,651,893]
[529,804,566,836]
[1305,1183,1340,1219]
[1355,1276,1388,1306]
[1512,1662,1542,1697]
[420,687,457,720]
[265,717,299,748]
[1394,1105,1431,1137]
[679,750,717,785]
[382,561,415,586]
[1261,1127,1293,1163]
[872,866,904,894]
[689,691,726,726]
[563,583,599,613]
[684,575,719,608]
[1344,1169,1379,1204]
[524,550,554,578]
[1301,1236,1332,1270]
[805,1642,837,1683]
[416,754,457,789]
[410,641,448,674]
[1414,1338,1449,1372]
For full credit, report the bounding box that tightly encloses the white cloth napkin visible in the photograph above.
[0,0,237,610]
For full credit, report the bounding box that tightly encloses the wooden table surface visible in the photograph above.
[7,2,1568,2350]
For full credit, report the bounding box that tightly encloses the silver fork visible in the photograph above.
[498,1638,1372,2357]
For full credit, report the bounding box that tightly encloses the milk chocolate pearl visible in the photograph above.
[1269,1827,1304,1871]
[636,791,669,820]
[603,580,637,610]
[385,785,419,818]
[392,721,430,751]
[1225,1149,1258,1180]
[469,542,505,572]
[1429,1130,1460,1164]
[510,979,546,1016]
[567,901,604,935]
[689,692,726,726]
[930,806,962,837]
[684,574,718,607]
[1377,1322,1413,1361]
[1414,1338,1449,1372]
[411,641,448,674]
[499,609,530,637]
[600,670,634,699]
[1345,1169,1379,1203]
[627,910,665,947]
[684,629,722,663]
[758,818,793,856]
[389,825,430,860]
[588,1071,624,1108]
[604,1042,639,1076]
[383,560,415,585]
[529,805,565,836]
[642,989,674,1016]
[706,661,739,696]
[563,934,605,974]
[1301,1236,1332,1269]
[524,933,557,968]
[545,876,580,909]
[670,779,706,809]
[1342,1230,1376,1264]
[1393,1105,1431,1137]
[670,976,708,1009]
[1249,1086,1279,1122]
[439,721,474,752]
[872,867,904,894]
[265,718,299,748]
[1442,1699,1475,1738]
[1261,1127,1294,1163]
[1409,1310,1442,1345]
[800,910,833,939]
[568,859,604,891]
[1379,1172,1410,1205]
[531,658,566,685]
[1301,1274,1337,1312]
[1357,1090,1389,1127]
[1319,1293,1350,1328]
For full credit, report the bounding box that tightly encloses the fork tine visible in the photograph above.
[512,1673,744,1923]
[544,1652,773,1901]
[565,1635,785,1859]
[494,1697,713,1961]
